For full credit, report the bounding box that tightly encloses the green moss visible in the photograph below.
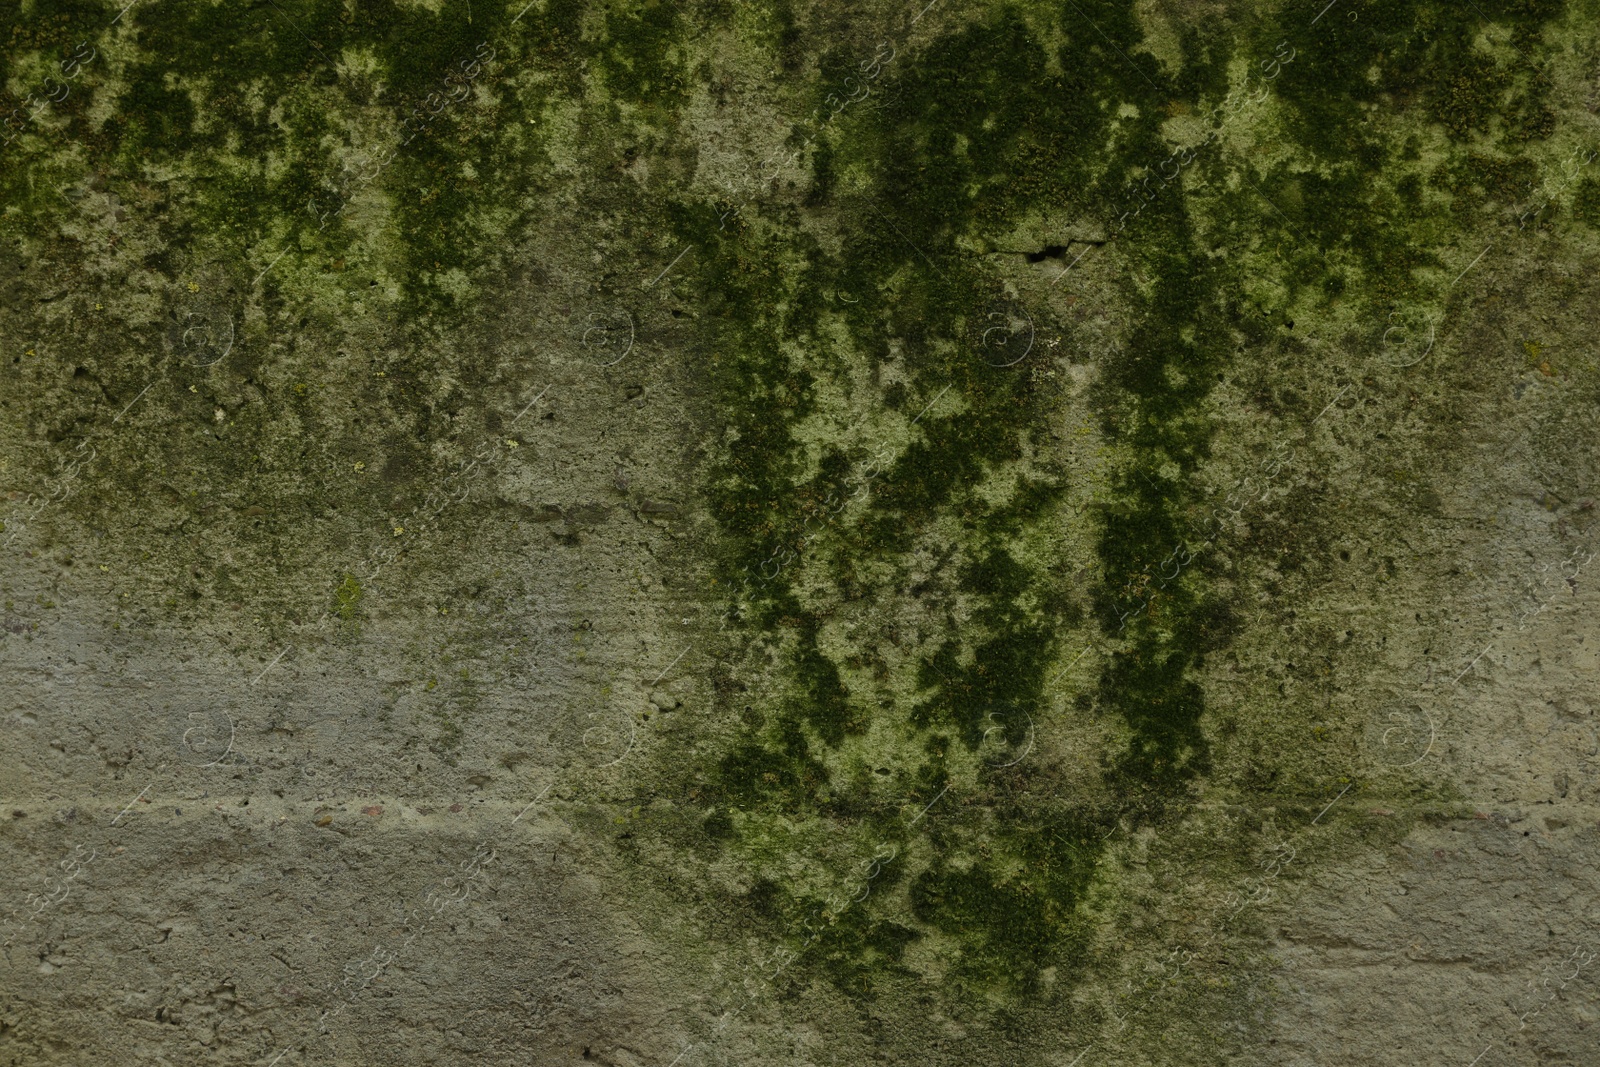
[809,912,920,998]
[1464,152,1538,204]
[715,720,830,812]
[1428,49,1511,139]
[0,2,104,73]
[1575,175,1600,227]
[6,0,1552,1042]
[596,0,688,108]
[857,7,1121,249]
[334,573,362,621]
[910,808,1101,995]
[1273,1,1562,155]
[668,0,1240,1016]
[117,64,194,146]
[6,0,541,310]
[702,809,734,839]
[768,0,804,74]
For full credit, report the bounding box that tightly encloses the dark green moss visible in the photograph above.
[716,710,832,812]
[592,0,1565,1030]
[769,0,805,74]
[1272,1,1559,157]
[681,0,1235,1012]
[37,0,550,309]
[105,65,195,160]
[1429,49,1511,139]
[859,7,1123,250]
[909,810,1100,994]
[596,0,688,109]
[809,911,920,999]
[0,1,105,77]
[1261,0,1564,312]
[702,809,734,839]
[1574,175,1600,228]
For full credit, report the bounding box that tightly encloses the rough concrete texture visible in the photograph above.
[3,0,1600,1064]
